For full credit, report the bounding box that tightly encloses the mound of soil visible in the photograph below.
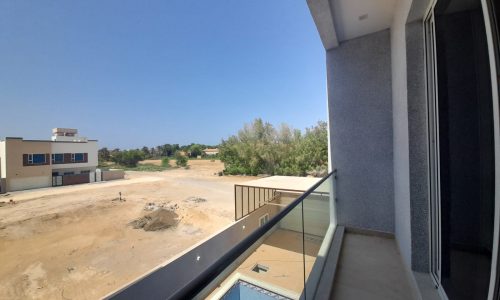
[130,209,179,231]
[184,197,207,203]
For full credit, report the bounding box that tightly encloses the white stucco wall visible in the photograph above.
[50,141,98,169]
[0,141,6,179]
[391,0,413,269]
[8,175,52,192]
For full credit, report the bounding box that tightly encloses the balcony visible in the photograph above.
[100,0,500,297]
[105,172,419,299]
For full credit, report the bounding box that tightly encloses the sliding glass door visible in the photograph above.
[426,0,497,299]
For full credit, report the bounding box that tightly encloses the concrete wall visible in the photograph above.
[89,172,96,183]
[391,0,434,272]
[4,139,52,191]
[391,0,413,270]
[406,20,431,272]
[407,0,432,23]
[102,170,125,181]
[390,0,433,274]
[327,29,395,233]
[5,139,52,178]
[8,176,52,192]
[51,141,98,169]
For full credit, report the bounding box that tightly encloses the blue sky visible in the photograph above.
[0,1,326,149]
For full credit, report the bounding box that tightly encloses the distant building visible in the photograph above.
[0,128,98,193]
[203,148,219,156]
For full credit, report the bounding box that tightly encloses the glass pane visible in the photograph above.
[203,200,305,299]
[75,153,84,161]
[107,174,334,299]
[433,1,495,298]
[53,153,63,163]
[303,174,332,298]
[32,154,45,164]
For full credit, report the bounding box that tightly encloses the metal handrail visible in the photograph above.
[169,171,335,300]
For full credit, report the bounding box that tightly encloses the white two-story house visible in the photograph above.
[0,128,98,192]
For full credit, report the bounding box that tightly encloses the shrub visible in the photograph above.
[161,157,170,167]
[175,151,188,167]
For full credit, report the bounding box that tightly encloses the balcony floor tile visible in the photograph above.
[331,232,417,300]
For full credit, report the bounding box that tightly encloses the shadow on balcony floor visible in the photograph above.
[331,232,417,300]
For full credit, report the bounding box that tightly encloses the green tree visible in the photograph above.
[219,119,328,177]
[111,149,145,167]
[172,144,180,153]
[110,148,121,158]
[293,121,328,176]
[98,147,110,163]
[141,146,151,158]
[174,151,188,167]
[189,144,203,157]
[150,147,157,158]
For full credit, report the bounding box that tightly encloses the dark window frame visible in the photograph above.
[26,153,48,165]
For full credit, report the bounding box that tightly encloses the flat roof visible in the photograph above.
[239,176,324,192]
[1,137,98,143]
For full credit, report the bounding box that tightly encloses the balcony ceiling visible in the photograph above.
[331,0,397,42]
[307,0,398,49]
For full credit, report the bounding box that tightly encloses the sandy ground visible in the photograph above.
[0,160,255,300]
[138,159,163,166]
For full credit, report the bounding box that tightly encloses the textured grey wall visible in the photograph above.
[327,29,395,233]
[408,0,433,22]
[406,20,430,272]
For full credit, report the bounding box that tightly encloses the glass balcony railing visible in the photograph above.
[106,171,336,300]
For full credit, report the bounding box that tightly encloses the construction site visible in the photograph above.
[0,160,252,299]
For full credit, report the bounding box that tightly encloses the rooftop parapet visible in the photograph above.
[52,128,78,136]
[51,128,88,142]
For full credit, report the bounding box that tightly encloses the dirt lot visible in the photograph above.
[0,160,254,299]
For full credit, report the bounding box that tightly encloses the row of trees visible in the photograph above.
[99,143,215,161]
[98,119,328,175]
[98,143,217,167]
[219,119,328,177]
[98,144,217,167]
